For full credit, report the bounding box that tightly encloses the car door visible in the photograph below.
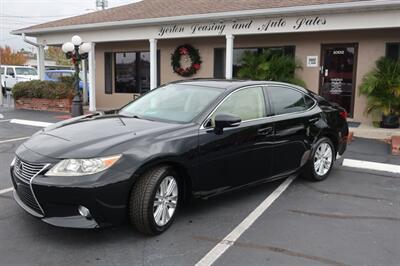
[266,85,320,176]
[195,86,275,195]
[5,67,17,89]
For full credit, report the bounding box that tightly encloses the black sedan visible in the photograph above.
[10,80,348,235]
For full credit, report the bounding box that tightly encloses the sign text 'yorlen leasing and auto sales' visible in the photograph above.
[158,16,327,37]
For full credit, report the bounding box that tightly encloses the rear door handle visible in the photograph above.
[257,127,273,136]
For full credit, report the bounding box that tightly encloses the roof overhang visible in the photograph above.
[12,0,400,36]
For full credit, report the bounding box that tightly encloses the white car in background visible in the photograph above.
[1,65,39,96]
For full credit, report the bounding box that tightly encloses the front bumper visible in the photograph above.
[10,152,133,229]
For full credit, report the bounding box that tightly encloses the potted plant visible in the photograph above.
[237,50,306,87]
[360,57,400,128]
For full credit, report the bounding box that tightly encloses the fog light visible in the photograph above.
[78,205,91,219]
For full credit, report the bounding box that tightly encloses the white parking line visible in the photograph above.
[0,119,11,123]
[0,187,13,195]
[196,175,296,266]
[343,159,400,174]
[0,137,30,144]
[10,119,53,128]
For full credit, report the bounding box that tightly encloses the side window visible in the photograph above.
[268,86,307,115]
[6,68,14,76]
[304,95,316,109]
[211,86,266,126]
[0,67,4,75]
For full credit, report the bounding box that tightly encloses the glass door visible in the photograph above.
[319,44,358,117]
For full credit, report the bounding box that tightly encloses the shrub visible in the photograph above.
[12,80,74,100]
[359,57,400,116]
[59,76,75,88]
[237,50,306,87]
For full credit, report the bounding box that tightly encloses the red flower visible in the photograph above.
[193,63,201,70]
[179,47,188,55]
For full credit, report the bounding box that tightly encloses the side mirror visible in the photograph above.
[214,113,241,134]
[9,73,15,78]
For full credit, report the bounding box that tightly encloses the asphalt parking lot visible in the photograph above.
[0,108,399,266]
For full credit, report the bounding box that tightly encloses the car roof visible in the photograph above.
[171,79,308,93]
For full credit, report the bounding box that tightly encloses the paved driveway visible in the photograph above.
[0,109,399,266]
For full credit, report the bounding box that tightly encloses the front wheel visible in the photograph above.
[302,137,335,181]
[129,166,179,235]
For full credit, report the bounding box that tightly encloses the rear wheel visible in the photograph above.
[129,166,179,235]
[302,137,334,181]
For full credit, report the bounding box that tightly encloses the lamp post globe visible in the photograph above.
[61,42,74,53]
[63,35,89,117]
[79,42,91,54]
[71,35,82,46]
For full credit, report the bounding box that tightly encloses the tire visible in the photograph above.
[129,165,179,235]
[302,137,335,182]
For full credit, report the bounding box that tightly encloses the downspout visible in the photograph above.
[22,33,45,80]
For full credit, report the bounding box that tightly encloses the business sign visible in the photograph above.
[158,16,328,37]
[307,56,319,67]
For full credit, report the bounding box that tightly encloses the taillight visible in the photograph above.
[339,111,348,120]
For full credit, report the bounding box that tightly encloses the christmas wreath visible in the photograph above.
[171,44,202,77]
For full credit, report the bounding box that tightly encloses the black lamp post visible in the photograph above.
[62,36,90,117]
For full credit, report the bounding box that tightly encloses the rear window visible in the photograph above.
[268,86,308,115]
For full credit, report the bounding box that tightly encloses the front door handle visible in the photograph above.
[257,127,273,136]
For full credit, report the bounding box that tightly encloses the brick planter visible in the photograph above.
[15,98,72,113]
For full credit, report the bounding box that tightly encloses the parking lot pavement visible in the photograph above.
[0,107,66,124]
[0,109,399,265]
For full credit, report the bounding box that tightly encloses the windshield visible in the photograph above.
[119,84,224,123]
[46,71,73,80]
[15,67,37,76]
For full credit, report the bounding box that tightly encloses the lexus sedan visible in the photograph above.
[10,79,348,235]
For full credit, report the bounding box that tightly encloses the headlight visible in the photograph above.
[45,155,121,176]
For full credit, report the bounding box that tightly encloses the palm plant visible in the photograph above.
[237,50,305,87]
[359,57,400,128]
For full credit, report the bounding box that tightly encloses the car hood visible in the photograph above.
[22,114,181,159]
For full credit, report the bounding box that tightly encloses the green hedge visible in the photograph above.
[12,80,74,100]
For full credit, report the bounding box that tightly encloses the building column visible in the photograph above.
[225,34,234,79]
[37,45,46,80]
[88,43,96,112]
[149,38,157,90]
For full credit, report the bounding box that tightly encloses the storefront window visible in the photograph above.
[214,46,295,78]
[115,52,137,93]
[114,51,151,94]
[386,43,400,60]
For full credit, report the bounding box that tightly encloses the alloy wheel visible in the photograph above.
[153,176,178,226]
[313,142,333,176]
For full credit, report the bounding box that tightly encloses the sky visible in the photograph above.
[0,0,139,52]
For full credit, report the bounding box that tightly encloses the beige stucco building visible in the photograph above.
[13,0,400,123]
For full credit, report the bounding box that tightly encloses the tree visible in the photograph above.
[0,46,27,65]
[46,46,71,66]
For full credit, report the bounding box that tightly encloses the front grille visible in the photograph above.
[12,157,47,215]
[16,182,43,214]
[14,157,46,183]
